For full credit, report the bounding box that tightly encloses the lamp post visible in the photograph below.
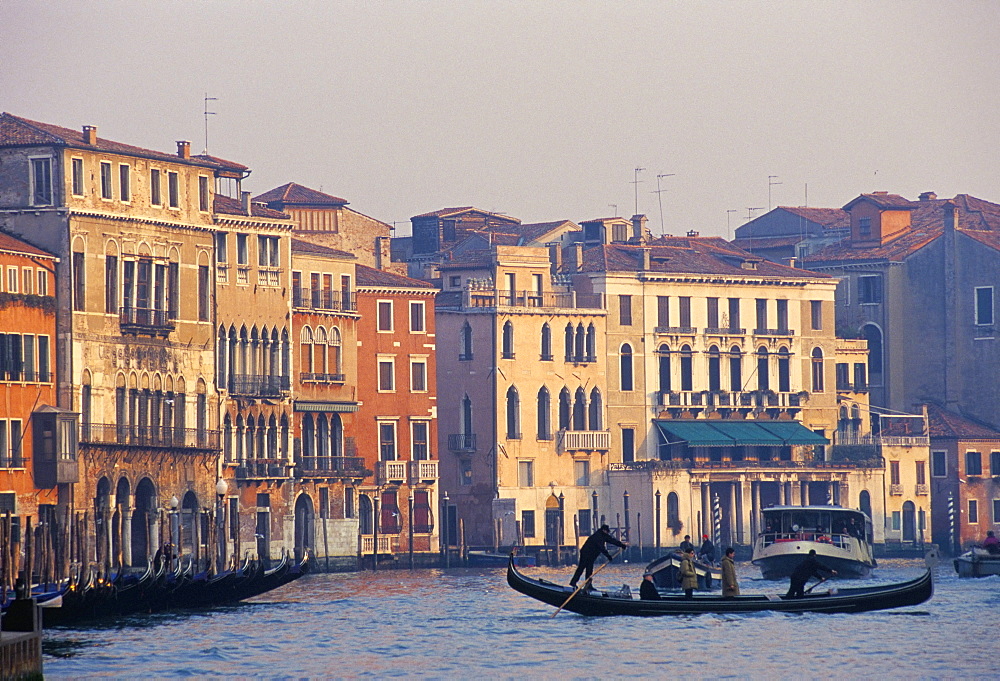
[558,491,565,563]
[216,479,228,572]
[623,490,631,556]
[591,490,598,535]
[408,490,414,570]
[442,491,450,568]
[655,490,662,550]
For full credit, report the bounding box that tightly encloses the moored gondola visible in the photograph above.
[507,555,932,616]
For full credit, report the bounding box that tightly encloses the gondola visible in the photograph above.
[644,551,720,590]
[506,556,932,616]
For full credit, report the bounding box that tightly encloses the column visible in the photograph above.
[740,478,753,545]
[802,480,810,506]
[778,479,786,505]
[689,479,703,541]
[789,479,801,506]
[122,508,133,566]
[729,481,738,546]
[701,482,710,539]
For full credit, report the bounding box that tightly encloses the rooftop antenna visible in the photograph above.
[726,209,738,241]
[804,183,808,207]
[653,173,675,235]
[609,204,619,218]
[203,93,218,154]
[632,167,645,216]
[746,207,764,253]
[768,175,782,211]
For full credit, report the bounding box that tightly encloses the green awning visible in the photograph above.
[709,421,786,446]
[758,421,830,445]
[655,421,736,447]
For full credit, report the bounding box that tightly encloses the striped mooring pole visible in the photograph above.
[948,492,955,553]
[712,492,722,550]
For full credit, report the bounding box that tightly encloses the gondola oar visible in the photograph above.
[550,549,623,618]
[804,577,828,594]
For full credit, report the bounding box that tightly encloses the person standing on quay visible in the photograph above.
[679,547,699,599]
[721,547,739,597]
[569,524,627,588]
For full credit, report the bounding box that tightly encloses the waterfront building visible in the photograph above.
[354,264,440,561]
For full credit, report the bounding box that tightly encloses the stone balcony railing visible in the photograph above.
[558,430,611,452]
[408,460,438,484]
[377,460,408,485]
[361,535,398,555]
[889,483,904,495]
[915,483,929,496]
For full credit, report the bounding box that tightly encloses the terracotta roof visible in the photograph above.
[0,113,219,168]
[777,206,850,230]
[0,230,55,259]
[291,238,355,259]
[192,154,249,172]
[842,192,916,211]
[923,403,1000,440]
[731,235,804,250]
[519,220,577,244]
[411,206,521,225]
[356,264,435,289]
[254,183,348,207]
[213,194,290,220]
[580,236,829,279]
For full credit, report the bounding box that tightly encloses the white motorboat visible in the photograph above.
[752,506,877,579]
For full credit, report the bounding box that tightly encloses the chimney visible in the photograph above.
[572,242,584,272]
[943,200,957,232]
[548,243,562,273]
[241,191,251,214]
[631,214,648,241]
[176,140,191,159]
[82,125,97,145]
[918,191,937,202]
[640,247,651,271]
[686,230,700,238]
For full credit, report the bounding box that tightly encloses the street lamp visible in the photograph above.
[168,495,180,570]
[442,491,450,568]
[216,479,228,572]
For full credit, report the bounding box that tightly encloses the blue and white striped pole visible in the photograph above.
[712,492,722,553]
[948,492,955,554]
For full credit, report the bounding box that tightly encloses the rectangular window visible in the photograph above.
[105,255,118,313]
[678,297,691,328]
[258,235,268,267]
[411,421,429,460]
[198,265,210,321]
[72,252,85,311]
[505,272,516,305]
[150,169,162,205]
[100,161,113,199]
[969,499,979,524]
[167,171,179,208]
[622,427,635,463]
[343,488,354,518]
[168,261,180,317]
[891,511,901,531]
[811,300,823,330]
[836,363,850,390]
[521,510,535,538]
[199,176,210,211]
[858,275,883,304]
[0,421,6,467]
[71,158,84,196]
[991,451,1000,477]
[853,363,867,390]
[859,217,872,236]
[755,298,768,330]
[9,421,21,467]
[975,287,994,326]
[657,296,669,327]
[728,298,740,329]
[518,460,534,487]
[915,461,926,485]
[378,423,396,461]
[966,450,983,476]
[578,509,592,537]
[37,335,49,382]
[377,301,393,331]
[460,459,473,486]
[890,460,900,485]
[119,164,130,202]
[994,499,1000,524]
[236,234,248,265]
[619,295,632,326]
[706,297,719,329]
[776,299,788,331]
[21,335,34,381]
[931,450,947,477]
[36,269,48,296]
[30,157,53,206]
[449,275,461,288]
[21,268,32,295]
[215,232,228,263]
[6,267,17,293]
[410,360,427,392]
[378,359,395,391]
[574,459,590,486]
[410,301,425,332]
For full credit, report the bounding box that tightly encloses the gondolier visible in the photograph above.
[569,525,627,589]
[786,549,837,598]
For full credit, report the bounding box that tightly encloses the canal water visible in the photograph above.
[43,558,994,678]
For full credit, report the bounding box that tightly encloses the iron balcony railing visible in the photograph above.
[295,455,366,477]
[0,369,52,383]
[292,288,357,312]
[448,433,476,452]
[234,459,290,479]
[753,328,795,336]
[119,306,175,336]
[654,326,696,335]
[658,390,807,409]
[609,458,885,472]
[81,423,219,450]
[833,433,930,447]
[228,374,290,397]
[442,288,604,311]
[299,372,346,384]
[704,327,746,335]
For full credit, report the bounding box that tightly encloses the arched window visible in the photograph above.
[329,413,343,457]
[620,343,634,391]
[281,328,291,381]
[729,346,743,392]
[218,327,228,387]
[707,345,721,392]
[586,324,596,361]
[658,344,671,394]
[506,386,520,439]
[461,395,473,435]
[267,415,278,460]
[302,414,314,461]
[588,388,603,430]
[250,326,260,377]
[239,326,249,376]
[540,323,552,361]
[245,415,256,460]
[300,326,313,375]
[329,326,342,377]
[314,326,328,375]
[575,324,585,362]
[270,328,280,379]
[861,324,883,387]
[679,344,693,392]
[558,388,571,430]
[537,387,551,440]
[223,414,233,462]
[777,346,791,392]
[502,321,514,359]
[666,492,680,528]
[757,347,770,391]
[811,347,825,392]
[460,322,473,360]
[564,324,574,361]
[236,415,245,462]
[573,388,586,430]
[859,490,872,521]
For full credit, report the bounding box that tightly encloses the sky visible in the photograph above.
[3,1,999,238]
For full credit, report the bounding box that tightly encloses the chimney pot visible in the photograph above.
[176,140,191,159]
[918,191,937,201]
[686,230,700,238]
[82,125,97,145]
[640,247,651,271]
[241,191,251,214]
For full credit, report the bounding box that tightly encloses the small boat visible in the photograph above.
[468,550,536,567]
[752,506,877,579]
[506,556,932,616]
[644,551,720,590]
[954,547,1000,578]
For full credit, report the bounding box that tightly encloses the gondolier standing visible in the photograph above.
[786,549,837,597]
[569,524,627,588]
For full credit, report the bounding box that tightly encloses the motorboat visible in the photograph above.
[752,506,876,579]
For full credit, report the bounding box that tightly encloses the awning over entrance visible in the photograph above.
[655,420,830,447]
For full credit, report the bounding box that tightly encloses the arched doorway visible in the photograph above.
[859,490,872,521]
[131,478,157,566]
[95,477,112,569]
[294,494,315,561]
[181,491,200,560]
[544,494,562,547]
[359,495,374,535]
[114,477,132,567]
[902,501,916,542]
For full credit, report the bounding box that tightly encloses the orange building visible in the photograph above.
[354,264,439,561]
[0,232,66,551]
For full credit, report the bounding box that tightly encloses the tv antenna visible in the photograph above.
[203,93,218,154]
[726,209,738,241]
[746,207,764,253]
[653,173,675,235]
[609,204,619,217]
[768,175,782,211]
[631,167,645,216]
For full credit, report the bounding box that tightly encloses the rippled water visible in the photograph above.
[42,558,994,678]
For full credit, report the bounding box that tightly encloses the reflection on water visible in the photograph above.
[43,559,995,678]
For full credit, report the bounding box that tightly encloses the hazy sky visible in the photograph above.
[3,1,999,238]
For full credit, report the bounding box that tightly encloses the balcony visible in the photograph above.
[448,433,476,452]
[558,430,611,452]
[235,459,290,480]
[292,288,357,313]
[377,460,407,484]
[228,374,290,397]
[119,306,175,337]
[654,326,696,335]
[834,433,930,448]
[915,483,929,496]
[658,390,806,410]
[609,458,885,472]
[300,372,346,384]
[889,483,903,496]
[258,267,281,287]
[236,265,250,284]
[753,328,795,337]
[295,455,366,478]
[408,460,438,484]
[443,288,604,311]
[704,327,746,336]
[361,535,399,555]
[81,423,219,450]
